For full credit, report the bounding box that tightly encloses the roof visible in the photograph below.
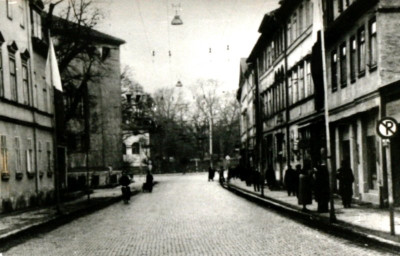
[237,58,249,101]
[50,16,126,46]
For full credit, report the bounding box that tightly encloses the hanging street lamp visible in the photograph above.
[171,3,183,25]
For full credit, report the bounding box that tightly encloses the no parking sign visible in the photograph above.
[376,117,398,139]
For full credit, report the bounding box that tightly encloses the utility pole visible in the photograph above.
[209,115,213,168]
[317,0,336,222]
[253,61,264,196]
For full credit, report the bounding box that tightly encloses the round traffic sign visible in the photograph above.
[377,117,398,138]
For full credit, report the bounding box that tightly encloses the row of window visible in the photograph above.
[0,45,51,111]
[331,18,377,92]
[0,46,32,105]
[287,0,313,46]
[288,60,314,105]
[262,59,314,118]
[0,135,52,176]
[6,0,26,29]
[258,0,314,75]
[327,0,357,22]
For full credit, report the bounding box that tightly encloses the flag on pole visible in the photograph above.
[45,38,63,92]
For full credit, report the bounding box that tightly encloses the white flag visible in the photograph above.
[45,38,63,92]
[312,0,324,44]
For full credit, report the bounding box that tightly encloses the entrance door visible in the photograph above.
[366,136,377,191]
[341,140,350,163]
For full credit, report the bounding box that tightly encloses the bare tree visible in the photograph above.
[46,0,106,123]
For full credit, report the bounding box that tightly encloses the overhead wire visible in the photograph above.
[135,0,152,59]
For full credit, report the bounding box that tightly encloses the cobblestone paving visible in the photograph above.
[5,173,396,256]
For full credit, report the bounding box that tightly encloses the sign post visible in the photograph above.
[377,117,398,236]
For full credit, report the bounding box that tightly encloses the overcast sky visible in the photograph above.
[92,0,279,95]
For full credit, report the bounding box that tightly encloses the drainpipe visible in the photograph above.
[26,1,39,195]
[284,23,291,178]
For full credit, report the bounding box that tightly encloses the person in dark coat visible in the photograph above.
[208,166,215,181]
[284,165,296,196]
[314,162,330,213]
[252,169,261,192]
[143,170,154,192]
[266,165,277,190]
[337,159,355,208]
[119,171,131,203]
[298,160,313,212]
[294,164,301,196]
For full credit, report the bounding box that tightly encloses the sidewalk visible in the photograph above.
[0,176,145,248]
[224,178,400,249]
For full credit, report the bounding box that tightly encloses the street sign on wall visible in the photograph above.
[376,117,398,139]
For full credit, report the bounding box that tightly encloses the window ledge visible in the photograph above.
[368,64,377,72]
[26,171,35,179]
[16,172,23,180]
[1,172,10,181]
[358,70,366,78]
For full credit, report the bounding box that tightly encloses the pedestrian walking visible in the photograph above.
[314,162,330,213]
[284,165,296,196]
[294,164,301,196]
[143,170,154,192]
[297,160,313,212]
[252,169,261,192]
[119,171,131,203]
[219,166,225,184]
[266,165,277,190]
[208,166,215,181]
[337,159,354,208]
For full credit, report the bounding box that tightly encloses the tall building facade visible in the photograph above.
[240,0,400,206]
[0,0,55,212]
[237,58,256,171]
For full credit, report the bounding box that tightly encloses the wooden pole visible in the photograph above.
[383,139,395,235]
[318,0,336,222]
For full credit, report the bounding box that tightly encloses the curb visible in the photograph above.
[222,183,400,253]
[0,189,140,252]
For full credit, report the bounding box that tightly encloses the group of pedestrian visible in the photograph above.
[284,158,354,213]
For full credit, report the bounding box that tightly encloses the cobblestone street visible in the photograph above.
[4,173,396,256]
